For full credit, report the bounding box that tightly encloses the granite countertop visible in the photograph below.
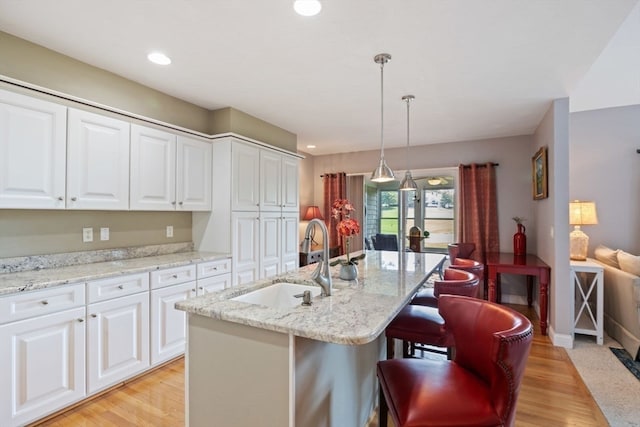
[176,250,446,346]
[0,251,231,296]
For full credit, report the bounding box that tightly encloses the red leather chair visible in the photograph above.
[411,268,479,308]
[378,295,533,427]
[448,242,476,264]
[385,269,479,359]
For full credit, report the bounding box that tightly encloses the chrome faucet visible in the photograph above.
[302,218,332,296]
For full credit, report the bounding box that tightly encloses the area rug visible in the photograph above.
[610,347,640,381]
[566,335,640,427]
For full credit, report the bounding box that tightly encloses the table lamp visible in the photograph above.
[569,200,598,261]
[301,206,324,251]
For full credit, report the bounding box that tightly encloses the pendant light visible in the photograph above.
[371,53,395,183]
[399,95,418,191]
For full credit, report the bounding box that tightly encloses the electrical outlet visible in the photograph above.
[82,227,93,243]
[166,225,174,238]
[100,227,109,241]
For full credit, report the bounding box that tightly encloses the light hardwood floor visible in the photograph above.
[32,304,608,427]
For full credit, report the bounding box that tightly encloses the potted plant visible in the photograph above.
[329,198,365,279]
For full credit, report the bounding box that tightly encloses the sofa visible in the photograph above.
[593,245,640,360]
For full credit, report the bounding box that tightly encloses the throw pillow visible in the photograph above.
[594,245,620,269]
[617,250,640,276]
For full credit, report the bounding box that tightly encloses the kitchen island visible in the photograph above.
[176,250,446,427]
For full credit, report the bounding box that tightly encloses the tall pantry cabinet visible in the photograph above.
[195,136,300,286]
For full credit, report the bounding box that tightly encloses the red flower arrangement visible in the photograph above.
[329,198,366,266]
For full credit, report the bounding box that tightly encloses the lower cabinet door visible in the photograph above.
[87,292,149,394]
[150,282,194,366]
[0,307,86,427]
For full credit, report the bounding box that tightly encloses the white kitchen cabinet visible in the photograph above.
[176,135,212,211]
[130,124,176,210]
[66,108,130,210]
[231,142,260,211]
[150,281,193,365]
[87,289,149,394]
[260,212,282,278]
[0,284,86,427]
[0,89,67,209]
[260,150,283,212]
[130,125,212,211]
[281,155,299,212]
[281,212,299,273]
[196,258,232,294]
[232,211,260,286]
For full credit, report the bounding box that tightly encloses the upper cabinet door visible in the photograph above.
[130,124,176,210]
[281,156,299,212]
[260,150,282,212]
[67,109,130,210]
[0,89,67,209]
[231,142,260,211]
[176,136,212,211]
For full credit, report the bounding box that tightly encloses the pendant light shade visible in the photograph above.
[371,53,395,183]
[399,94,418,191]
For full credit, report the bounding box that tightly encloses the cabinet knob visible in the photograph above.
[213,266,218,270]
[179,201,183,205]
[172,274,178,279]
[57,196,64,201]
[71,197,77,201]
[171,201,176,205]
[91,314,97,318]
[191,288,196,292]
[198,286,204,290]
[77,318,84,323]
[118,285,124,290]
[41,300,49,305]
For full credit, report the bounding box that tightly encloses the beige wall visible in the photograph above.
[0,210,191,258]
[0,32,296,258]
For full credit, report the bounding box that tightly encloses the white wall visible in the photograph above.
[570,104,640,254]
[533,98,571,347]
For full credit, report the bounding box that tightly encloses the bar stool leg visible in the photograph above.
[379,384,388,427]
[386,337,394,359]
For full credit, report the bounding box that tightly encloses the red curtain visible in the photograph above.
[323,172,347,254]
[458,163,500,261]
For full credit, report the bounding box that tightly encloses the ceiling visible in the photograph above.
[0,0,638,156]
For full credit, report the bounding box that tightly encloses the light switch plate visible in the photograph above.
[82,227,93,243]
[166,225,174,238]
[100,227,109,241]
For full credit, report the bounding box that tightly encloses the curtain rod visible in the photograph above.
[460,163,499,169]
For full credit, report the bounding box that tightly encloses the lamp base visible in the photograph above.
[570,226,589,261]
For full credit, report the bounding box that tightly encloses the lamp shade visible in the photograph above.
[569,201,598,225]
[303,205,324,221]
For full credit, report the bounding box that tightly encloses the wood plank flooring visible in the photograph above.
[33,304,608,427]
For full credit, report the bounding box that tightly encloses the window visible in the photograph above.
[422,187,455,250]
[379,190,398,234]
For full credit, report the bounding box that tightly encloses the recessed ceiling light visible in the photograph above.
[306,144,316,149]
[147,52,171,65]
[294,0,322,16]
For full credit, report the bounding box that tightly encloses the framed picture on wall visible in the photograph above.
[532,146,548,200]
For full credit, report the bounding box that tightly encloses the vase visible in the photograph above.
[339,263,358,280]
[513,223,526,256]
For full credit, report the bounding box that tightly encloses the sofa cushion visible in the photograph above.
[594,245,621,269]
[617,250,640,277]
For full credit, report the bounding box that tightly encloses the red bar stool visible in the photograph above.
[411,268,479,308]
[385,269,479,359]
[378,295,533,427]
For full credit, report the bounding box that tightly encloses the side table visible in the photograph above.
[570,258,603,345]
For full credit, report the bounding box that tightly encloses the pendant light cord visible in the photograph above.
[380,60,385,160]
[405,96,410,170]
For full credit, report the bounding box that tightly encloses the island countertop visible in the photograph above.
[176,250,446,345]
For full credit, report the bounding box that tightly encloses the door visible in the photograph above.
[130,124,176,210]
[232,211,260,286]
[87,292,149,394]
[0,89,67,209]
[67,108,130,210]
[231,142,259,211]
[0,307,86,427]
[260,212,281,278]
[150,282,193,365]
[260,150,281,212]
[176,136,212,211]
[281,156,299,212]
[281,212,299,272]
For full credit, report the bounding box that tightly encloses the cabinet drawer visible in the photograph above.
[0,283,85,325]
[150,265,196,289]
[197,273,232,295]
[197,259,231,279]
[87,273,149,304]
